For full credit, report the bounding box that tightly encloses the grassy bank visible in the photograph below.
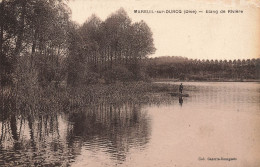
[1,82,183,117]
[55,82,181,108]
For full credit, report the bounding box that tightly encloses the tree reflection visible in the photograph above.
[0,101,151,166]
[67,102,151,162]
[0,99,74,166]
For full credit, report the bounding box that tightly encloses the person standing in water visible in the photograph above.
[179,83,183,94]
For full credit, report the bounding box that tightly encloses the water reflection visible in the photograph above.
[181,82,260,112]
[2,82,258,167]
[178,97,183,106]
[0,112,73,166]
[67,103,151,162]
[0,101,151,166]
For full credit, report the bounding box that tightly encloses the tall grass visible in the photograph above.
[1,80,181,120]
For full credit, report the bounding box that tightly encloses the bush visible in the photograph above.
[136,71,151,82]
[79,71,100,85]
[34,53,66,87]
[104,66,134,83]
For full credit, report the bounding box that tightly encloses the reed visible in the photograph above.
[0,82,183,117]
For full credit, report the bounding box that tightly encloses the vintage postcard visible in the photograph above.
[0,0,259,166]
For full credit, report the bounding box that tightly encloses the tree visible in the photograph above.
[67,8,156,84]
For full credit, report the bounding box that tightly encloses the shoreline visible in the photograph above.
[151,78,260,82]
[1,82,181,114]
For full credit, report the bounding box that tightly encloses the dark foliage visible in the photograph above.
[67,9,156,86]
[146,56,260,81]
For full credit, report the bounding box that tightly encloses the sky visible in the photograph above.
[68,0,260,60]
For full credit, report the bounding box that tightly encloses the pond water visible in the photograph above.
[0,82,259,167]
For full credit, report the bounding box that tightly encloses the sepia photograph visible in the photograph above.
[0,0,259,166]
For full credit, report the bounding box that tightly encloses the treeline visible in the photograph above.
[0,0,155,88]
[146,56,260,81]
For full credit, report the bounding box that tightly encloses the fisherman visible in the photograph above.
[179,83,183,94]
